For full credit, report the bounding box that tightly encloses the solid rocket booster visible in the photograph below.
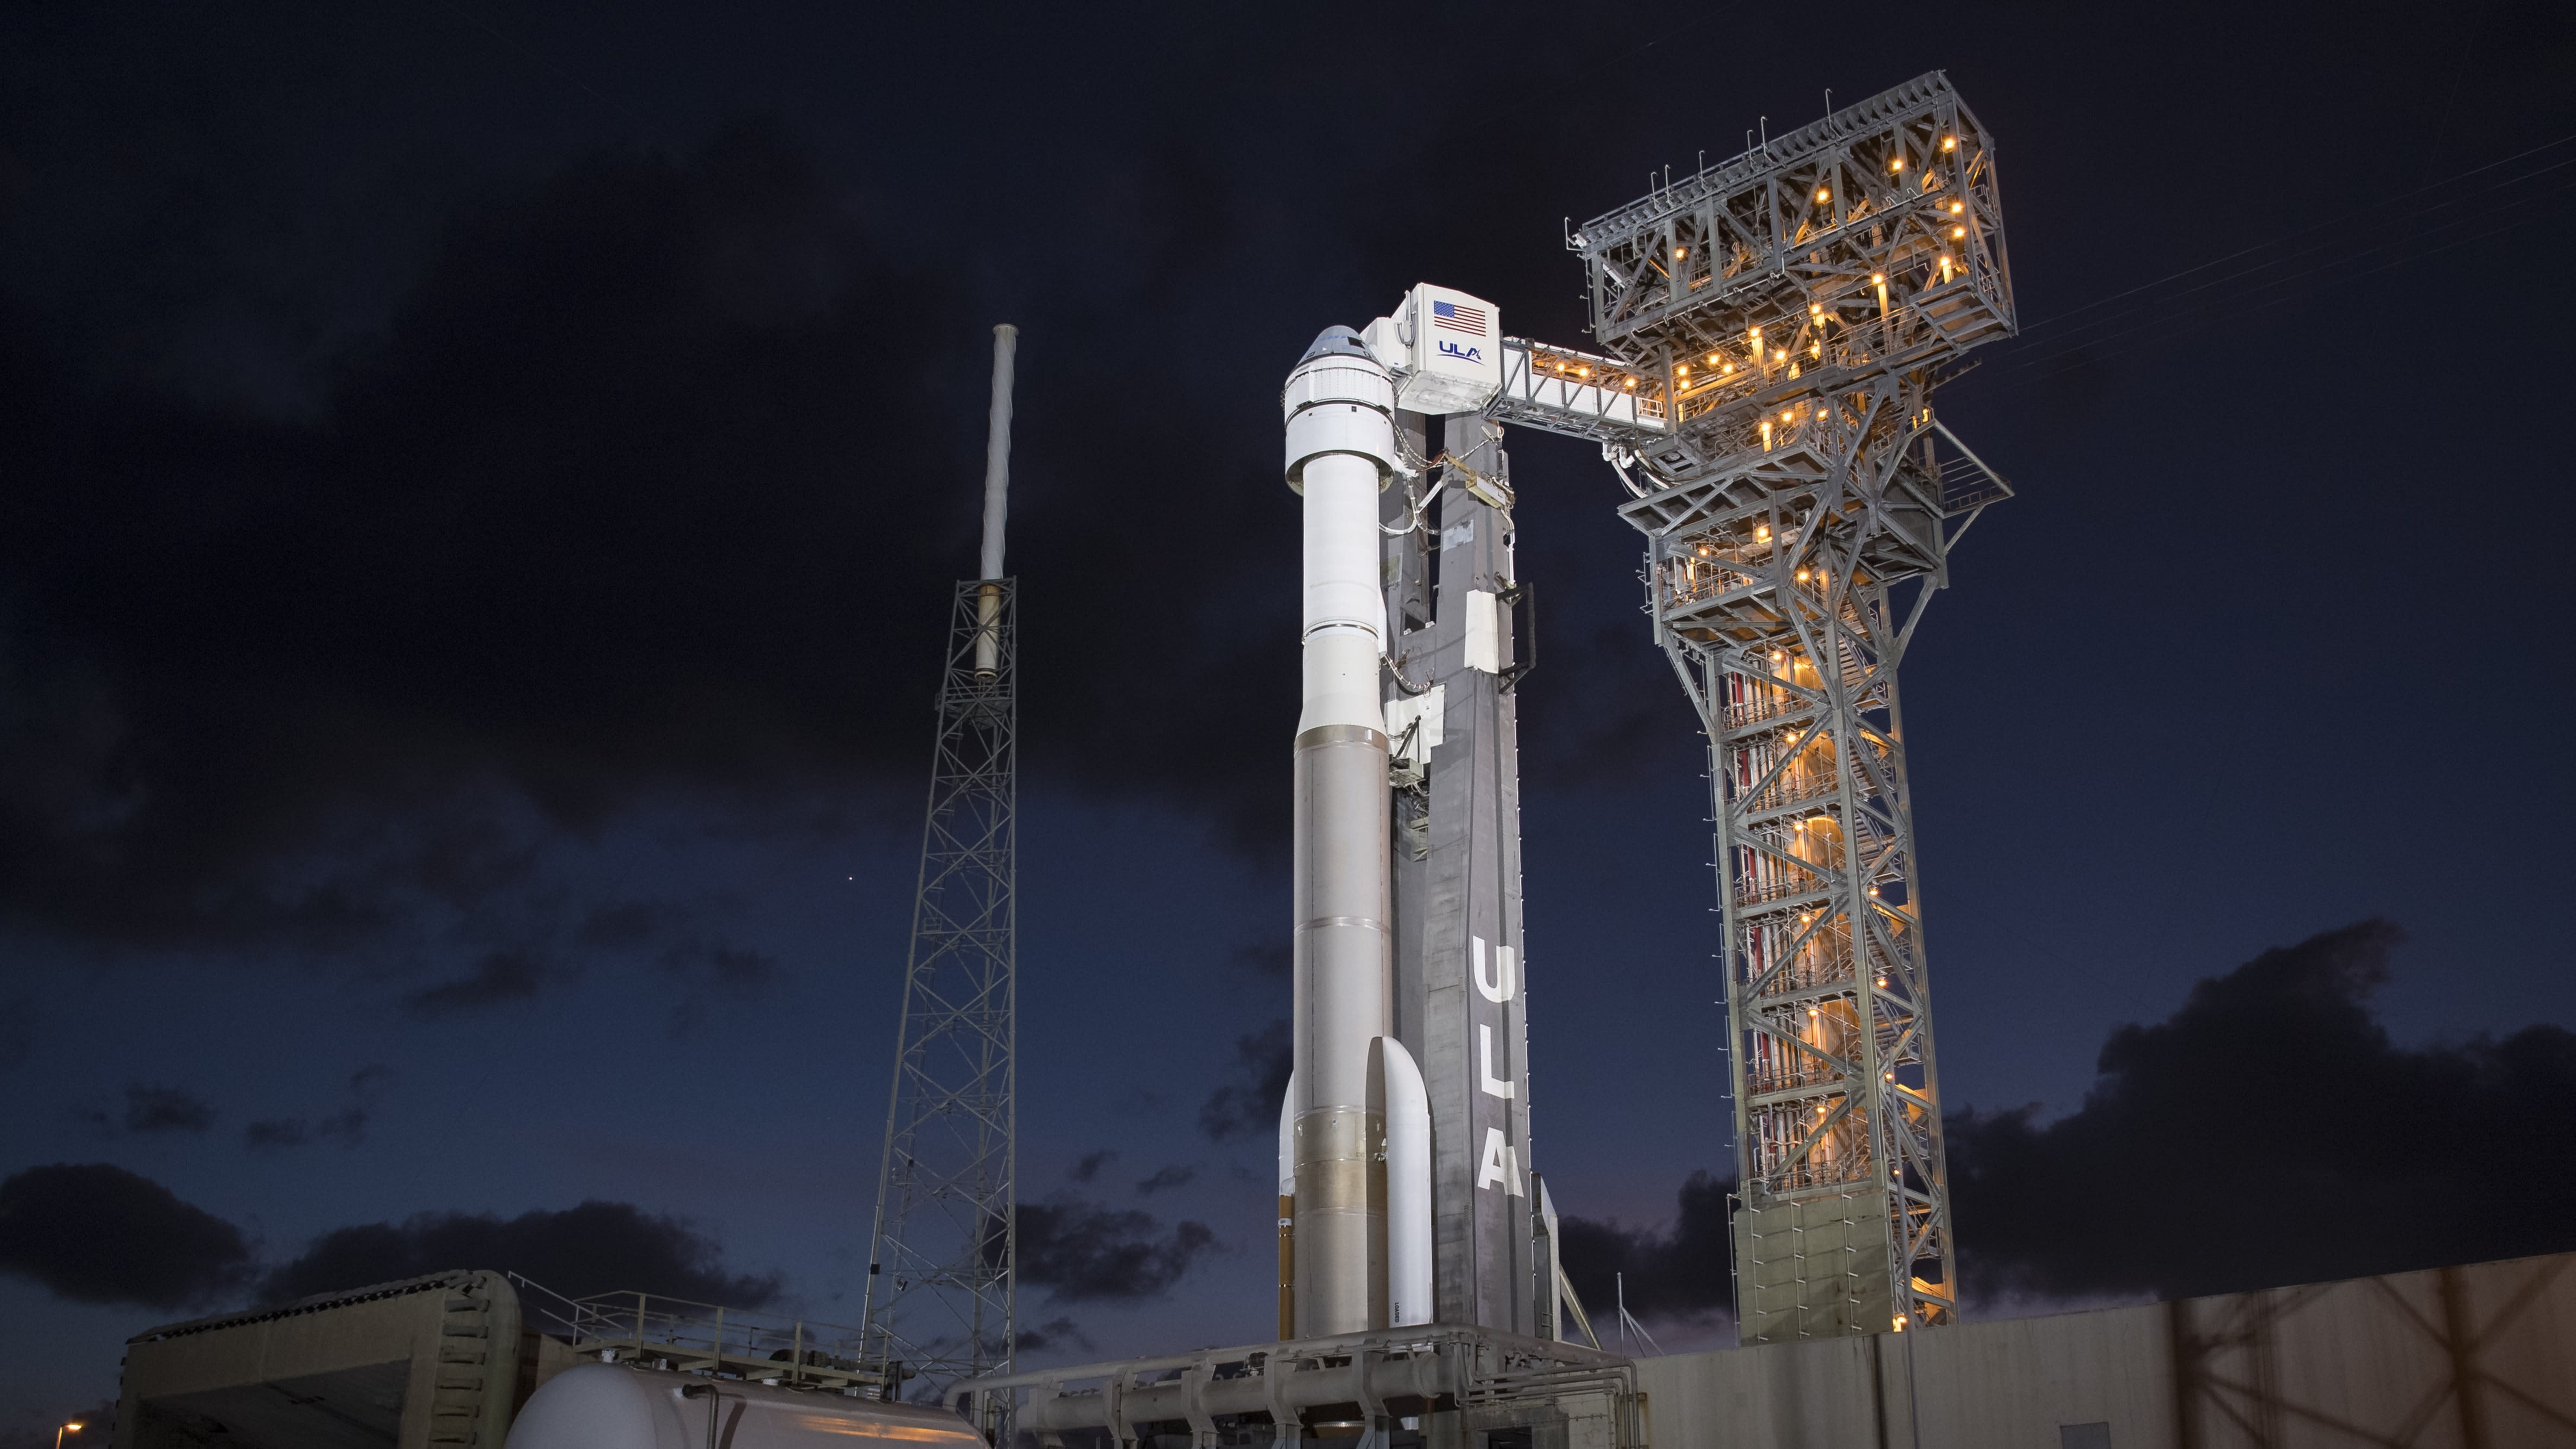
[1282,327,1397,1337]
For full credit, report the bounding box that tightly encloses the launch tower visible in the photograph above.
[864,326,1023,1391]
[1499,71,2017,1341]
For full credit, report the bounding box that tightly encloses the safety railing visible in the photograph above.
[509,1276,886,1394]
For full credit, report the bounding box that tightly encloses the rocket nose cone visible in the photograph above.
[1299,326,1374,365]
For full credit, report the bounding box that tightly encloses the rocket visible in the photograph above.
[1279,327,1435,1337]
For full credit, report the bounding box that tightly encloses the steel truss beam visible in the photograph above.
[1619,370,1996,1338]
[863,579,1019,1391]
[1481,70,2019,1343]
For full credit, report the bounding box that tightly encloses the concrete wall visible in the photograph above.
[1636,1250,2576,1449]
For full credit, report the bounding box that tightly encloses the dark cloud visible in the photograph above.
[0,114,1326,962]
[1135,1165,1197,1196]
[702,945,780,989]
[241,1066,389,1151]
[1197,1019,1291,1142]
[243,1108,367,1152]
[403,949,554,1018]
[77,1084,216,1136]
[0,1163,253,1308]
[1068,1149,1118,1184]
[1012,1316,1091,1354]
[125,1086,217,1133]
[1950,920,2576,1302]
[260,1200,780,1307]
[1556,1169,1735,1324]
[0,122,967,952]
[1015,1196,1215,1302]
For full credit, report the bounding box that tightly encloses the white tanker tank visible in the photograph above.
[505,1365,981,1449]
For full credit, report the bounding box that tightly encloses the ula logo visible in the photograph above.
[1437,339,1485,363]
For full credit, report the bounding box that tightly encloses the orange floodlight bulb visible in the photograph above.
[1942,136,1957,150]
[1816,187,1831,202]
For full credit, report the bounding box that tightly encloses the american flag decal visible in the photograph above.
[1431,299,1488,335]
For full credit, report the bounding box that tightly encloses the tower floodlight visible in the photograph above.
[863,326,1021,1395]
[1493,72,2016,1342]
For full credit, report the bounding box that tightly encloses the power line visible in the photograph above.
[1974,134,2576,384]
[2010,155,2576,360]
[2015,129,2576,334]
[1989,172,2576,378]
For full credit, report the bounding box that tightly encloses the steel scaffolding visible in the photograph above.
[862,577,1018,1391]
[1499,71,2016,1341]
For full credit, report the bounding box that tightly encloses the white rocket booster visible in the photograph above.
[1283,326,1396,1337]
[1280,326,1437,1336]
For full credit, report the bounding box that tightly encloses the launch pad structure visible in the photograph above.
[864,326,1024,1391]
[1556,70,2015,1343]
[955,69,2015,1449]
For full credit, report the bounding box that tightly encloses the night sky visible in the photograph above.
[5,0,2576,1433]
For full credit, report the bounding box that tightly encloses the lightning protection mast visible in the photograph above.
[863,325,1021,1398]
[1488,73,2017,1342]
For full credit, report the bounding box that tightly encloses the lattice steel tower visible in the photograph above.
[863,325,1021,1391]
[1497,73,2017,1342]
